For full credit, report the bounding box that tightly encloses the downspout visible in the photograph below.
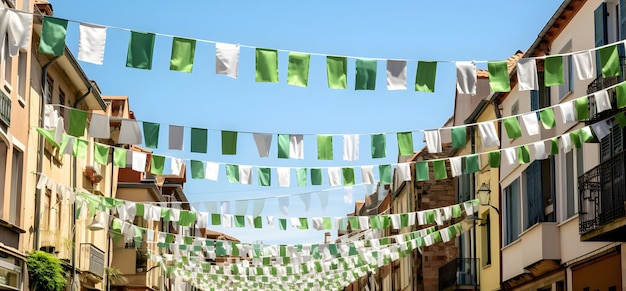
[470,125,477,291]
[491,99,505,291]
[34,55,60,251]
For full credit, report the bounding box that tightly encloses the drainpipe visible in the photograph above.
[470,125,477,291]
[492,99,505,291]
[34,55,61,251]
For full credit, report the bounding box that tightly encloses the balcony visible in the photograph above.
[0,90,10,127]
[585,57,626,124]
[439,258,478,291]
[78,243,105,280]
[579,150,626,241]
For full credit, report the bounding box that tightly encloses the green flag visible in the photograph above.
[296,168,307,186]
[617,82,626,109]
[190,128,208,153]
[68,109,87,137]
[258,168,271,186]
[539,108,556,129]
[466,155,480,173]
[299,218,309,230]
[502,117,522,139]
[190,160,205,179]
[416,161,429,181]
[348,217,359,229]
[287,52,310,87]
[600,44,620,77]
[170,37,196,73]
[551,137,559,155]
[277,134,289,159]
[254,217,262,228]
[311,168,322,185]
[580,126,594,142]
[355,59,377,90]
[256,48,279,82]
[126,31,156,70]
[322,217,332,229]
[518,145,530,164]
[544,55,564,86]
[278,218,287,230]
[397,132,414,156]
[94,143,109,165]
[342,167,355,186]
[142,122,160,148]
[151,155,165,174]
[39,17,68,56]
[326,56,347,89]
[488,60,510,92]
[226,164,239,183]
[489,152,501,168]
[211,214,221,225]
[234,216,245,228]
[221,131,237,155]
[317,135,333,160]
[433,160,447,180]
[371,134,386,158]
[415,61,437,92]
[570,131,582,149]
[616,113,626,128]
[575,96,589,121]
[74,139,88,159]
[113,148,127,168]
[379,164,392,185]
[451,127,467,149]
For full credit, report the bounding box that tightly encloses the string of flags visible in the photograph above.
[1,7,623,93]
[44,77,626,165]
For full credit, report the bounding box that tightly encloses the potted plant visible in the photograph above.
[26,251,67,291]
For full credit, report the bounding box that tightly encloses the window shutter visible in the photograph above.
[613,123,623,154]
[621,0,626,40]
[530,90,539,111]
[601,132,612,162]
[595,3,608,76]
[526,161,543,228]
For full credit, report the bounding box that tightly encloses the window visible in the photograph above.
[58,90,65,119]
[457,165,471,202]
[481,214,491,266]
[558,41,573,100]
[566,150,576,218]
[0,141,7,219]
[17,50,26,99]
[600,123,625,162]
[9,149,22,224]
[45,78,53,105]
[525,159,556,229]
[504,180,520,245]
[3,33,11,89]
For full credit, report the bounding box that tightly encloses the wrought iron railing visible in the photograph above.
[79,243,105,278]
[585,57,626,124]
[438,258,478,290]
[579,150,626,234]
[0,90,10,127]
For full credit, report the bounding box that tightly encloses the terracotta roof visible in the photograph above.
[200,228,240,242]
[477,50,525,79]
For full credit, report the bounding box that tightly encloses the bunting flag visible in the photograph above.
[113,148,127,168]
[544,55,564,86]
[311,168,322,185]
[126,31,156,70]
[253,133,272,157]
[296,168,307,187]
[355,59,377,90]
[168,125,184,150]
[94,143,109,165]
[449,157,462,177]
[289,134,304,159]
[415,61,437,93]
[386,60,407,90]
[342,167,355,186]
[371,134,386,158]
[287,52,310,87]
[255,48,279,82]
[204,162,219,181]
[151,155,165,174]
[379,164,391,185]
[190,160,205,179]
[594,90,612,113]
[328,167,341,186]
[258,167,271,186]
[488,60,510,92]
[118,119,142,145]
[415,162,429,181]
[326,56,347,89]
[78,23,106,65]
[142,122,160,148]
[466,155,480,173]
[361,166,375,184]
[39,17,68,56]
[575,96,589,121]
[397,132,414,156]
[277,134,289,159]
[342,134,359,161]
[451,127,467,149]
[533,141,548,160]
[539,108,556,129]
[424,130,442,153]
[599,44,621,77]
[559,102,576,124]
[215,42,240,78]
[88,113,110,139]
[503,147,516,165]
[317,135,333,160]
[170,37,196,73]
[239,165,252,185]
[7,10,33,57]
[502,117,522,139]
[433,160,447,180]
[221,131,238,155]
[572,51,594,80]
[226,164,239,183]
[489,152,501,168]
[521,112,539,136]
[68,109,88,137]
[456,61,477,95]
[277,167,290,187]
[516,58,538,91]
[478,121,499,148]
[190,128,208,153]
[591,120,611,140]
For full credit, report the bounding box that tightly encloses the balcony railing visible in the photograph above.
[79,243,105,279]
[439,258,478,290]
[579,150,626,234]
[585,57,626,124]
[0,90,10,127]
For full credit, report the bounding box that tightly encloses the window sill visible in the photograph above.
[501,238,521,251]
[17,96,25,108]
[559,90,573,101]
[558,213,579,227]
[3,81,12,94]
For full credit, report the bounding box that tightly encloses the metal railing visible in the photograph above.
[585,57,626,124]
[0,90,10,127]
[439,258,478,290]
[579,150,626,234]
[79,243,105,279]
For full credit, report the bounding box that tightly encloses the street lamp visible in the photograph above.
[477,183,499,214]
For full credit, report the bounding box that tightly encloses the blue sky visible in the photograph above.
[52,0,563,244]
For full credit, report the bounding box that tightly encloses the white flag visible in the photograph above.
[559,101,577,124]
[386,60,407,90]
[215,42,240,78]
[561,134,573,153]
[516,58,538,91]
[299,193,311,212]
[328,167,341,186]
[521,113,540,136]
[239,165,252,185]
[361,166,375,184]
[503,147,517,166]
[424,130,442,153]
[594,90,612,113]
[591,120,611,140]
[534,141,548,160]
[343,134,359,161]
[88,114,110,139]
[204,162,219,181]
[344,186,353,204]
[478,122,500,148]
[277,167,290,187]
[278,196,290,216]
[118,119,142,145]
[7,10,32,57]
[168,125,184,150]
[131,151,147,172]
[456,61,477,95]
[449,157,462,177]
[252,133,272,157]
[78,23,106,65]
[397,163,411,181]
[289,134,304,159]
[572,51,594,80]
[170,158,183,175]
